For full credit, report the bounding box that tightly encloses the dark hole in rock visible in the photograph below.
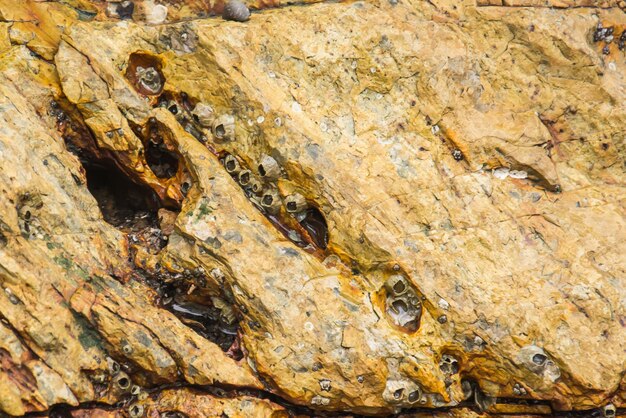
[168,103,178,114]
[84,161,170,253]
[160,286,239,356]
[146,140,179,179]
[85,162,160,231]
[116,376,130,390]
[393,281,406,294]
[215,124,226,139]
[181,182,190,196]
[125,52,165,96]
[391,299,408,314]
[408,390,421,402]
[48,404,74,418]
[298,207,328,249]
[225,159,237,172]
[451,361,460,374]
[161,411,190,418]
[257,162,266,177]
[262,194,274,206]
[0,232,6,247]
[393,388,404,399]
[532,353,547,366]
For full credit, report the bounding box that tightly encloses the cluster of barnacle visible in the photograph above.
[518,345,561,383]
[222,152,314,223]
[438,354,460,375]
[593,22,626,54]
[100,357,147,417]
[153,93,233,146]
[16,193,44,240]
[383,274,422,332]
[126,56,328,248]
[383,379,424,406]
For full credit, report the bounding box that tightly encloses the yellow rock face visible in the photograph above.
[0,0,624,416]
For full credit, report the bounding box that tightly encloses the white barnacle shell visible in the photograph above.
[311,395,330,406]
[284,193,307,213]
[260,187,282,214]
[382,379,422,405]
[258,154,281,180]
[223,0,250,22]
[492,167,510,179]
[135,66,162,95]
[509,169,528,179]
[212,114,235,142]
[192,103,215,128]
[146,4,168,24]
[223,154,241,175]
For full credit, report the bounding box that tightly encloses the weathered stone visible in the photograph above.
[0,0,624,416]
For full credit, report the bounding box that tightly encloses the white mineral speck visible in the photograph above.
[509,170,528,179]
[493,167,510,179]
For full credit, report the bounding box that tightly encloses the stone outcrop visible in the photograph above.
[0,0,624,417]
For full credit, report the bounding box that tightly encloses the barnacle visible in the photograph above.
[382,379,422,405]
[284,193,307,213]
[223,154,241,175]
[129,403,144,417]
[258,154,281,180]
[212,114,235,141]
[384,275,409,297]
[135,66,163,95]
[260,188,282,214]
[518,345,561,382]
[191,103,214,128]
[439,354,460,375]
[113,371,131,391]
[237,169,253,186]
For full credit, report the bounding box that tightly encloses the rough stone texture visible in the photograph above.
[0,0,624,417]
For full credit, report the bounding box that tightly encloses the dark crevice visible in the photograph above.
[136,269,242,359]
[298,207,329,250]
[145,139,180,179]
[164,293,240,355]
[85,162,161,232]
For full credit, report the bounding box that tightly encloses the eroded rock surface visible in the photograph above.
[0,0,624,417]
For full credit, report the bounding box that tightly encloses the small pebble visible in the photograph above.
[223,0,250,22]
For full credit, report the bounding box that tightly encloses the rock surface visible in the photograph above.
[0,0,624,417]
